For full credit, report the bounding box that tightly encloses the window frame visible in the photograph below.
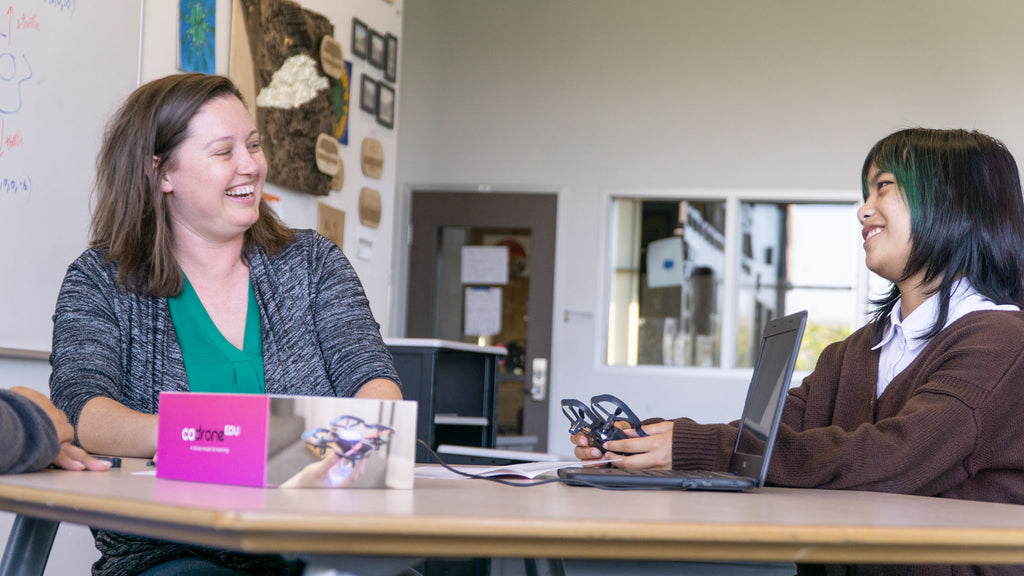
[600,188,870,371]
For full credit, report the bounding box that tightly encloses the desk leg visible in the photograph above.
[0,515,60,576]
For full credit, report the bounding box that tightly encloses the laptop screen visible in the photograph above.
[727,311,807,485]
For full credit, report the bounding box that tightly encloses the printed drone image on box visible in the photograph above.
[156,392,417,489]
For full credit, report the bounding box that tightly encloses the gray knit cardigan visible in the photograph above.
[49,229,400,576]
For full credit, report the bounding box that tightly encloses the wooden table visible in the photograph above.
[3,459,1024,574]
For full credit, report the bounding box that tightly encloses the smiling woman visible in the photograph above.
[48,73,402,576]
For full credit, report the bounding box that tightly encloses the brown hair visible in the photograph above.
[90,73,293,297]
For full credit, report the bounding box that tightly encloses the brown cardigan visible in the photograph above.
[669,310,1024,575]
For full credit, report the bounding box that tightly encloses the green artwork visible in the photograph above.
[179,0,215,74]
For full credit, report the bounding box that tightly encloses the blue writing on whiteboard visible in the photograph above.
[41,0,75,16]
[0,173,31,197]
[0,52,32,114]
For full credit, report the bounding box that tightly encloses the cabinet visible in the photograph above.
[386,338,506,463]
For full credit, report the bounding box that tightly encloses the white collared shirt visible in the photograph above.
[871,279,1019,398]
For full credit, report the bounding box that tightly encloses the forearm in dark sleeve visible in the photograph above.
[0,389,59,474]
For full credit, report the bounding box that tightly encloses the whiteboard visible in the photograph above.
[0,1,141,354]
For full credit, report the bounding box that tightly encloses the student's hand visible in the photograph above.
[9,387,110,471]
[599,420,675,471]
[52,443,111,472]
[570,421,634,462]
[280,451,367,489]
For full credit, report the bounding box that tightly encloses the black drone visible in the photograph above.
[301,415,395,462]
[560,394,647,454]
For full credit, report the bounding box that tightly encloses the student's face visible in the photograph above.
[160,95,266,245]
[858,164,913,283]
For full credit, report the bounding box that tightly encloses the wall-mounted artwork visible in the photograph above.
[360,74,378,115]
[318,203,346,250]
[369,30,386,69]
[236,0,336,196]
[377,83,394,129]
[352,19,369,59]
[384,33,398,83]
[361,137,384,179]
[359,187,382,229]
[330,60,351,145]
[179,0,215,74]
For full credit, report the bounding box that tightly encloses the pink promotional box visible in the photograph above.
[156,392,417,489]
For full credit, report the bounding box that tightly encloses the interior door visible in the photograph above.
[407,191,557,452]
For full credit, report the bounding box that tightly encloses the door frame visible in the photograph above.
[404,190,558,451]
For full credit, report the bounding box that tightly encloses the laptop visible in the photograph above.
[558,310,807,491]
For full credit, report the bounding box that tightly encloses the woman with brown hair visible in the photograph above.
[50,73,401,576]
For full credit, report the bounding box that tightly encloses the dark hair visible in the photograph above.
[90,73,293,296]
[862,128,1024,341]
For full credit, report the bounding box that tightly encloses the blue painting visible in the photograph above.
[330,61,352,146]
[179,0,215,74]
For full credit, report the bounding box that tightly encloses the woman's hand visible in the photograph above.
[597,420,675,471]
[77,396,159,458]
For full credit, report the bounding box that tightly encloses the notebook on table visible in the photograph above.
[558,310,807,491]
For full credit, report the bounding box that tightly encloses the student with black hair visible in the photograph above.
[573,128,1024,575]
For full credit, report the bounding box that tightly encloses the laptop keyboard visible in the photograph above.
[637,469,736,480]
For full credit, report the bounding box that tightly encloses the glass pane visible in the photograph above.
[436,226,531,435]
[607,199,726,367]
[608,197,862,371]
[735,202,859,371]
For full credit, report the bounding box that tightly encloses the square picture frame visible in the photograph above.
[384,33,399,83]
[360,74,379,115]
[352,18,369,59]
[377,83,395,129]
[369,30,386,69]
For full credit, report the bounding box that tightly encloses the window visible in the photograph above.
[607,191,871,372]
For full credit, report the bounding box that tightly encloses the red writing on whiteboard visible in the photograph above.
[2,8,39,45]
[16,14,39,32]
[0,118,23,158]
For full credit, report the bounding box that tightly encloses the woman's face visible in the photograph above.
[160,95,266,246]
[858,164,913,283]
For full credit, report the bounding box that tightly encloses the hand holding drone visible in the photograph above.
[301,414,395,463]
[560,394,647,454]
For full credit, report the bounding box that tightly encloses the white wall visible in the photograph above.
[393,0,1024,454]
[0,1,404,574]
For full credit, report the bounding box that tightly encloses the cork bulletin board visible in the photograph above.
[235,0,339,196]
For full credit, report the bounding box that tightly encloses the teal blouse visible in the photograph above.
[167,276,265,394]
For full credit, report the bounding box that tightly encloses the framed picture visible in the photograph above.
[384,33,399,83]
[352,19,369,59]
[178,0,216,74]
[360,74,379,115]
[377,83,395,129]
[369,30,386,69]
